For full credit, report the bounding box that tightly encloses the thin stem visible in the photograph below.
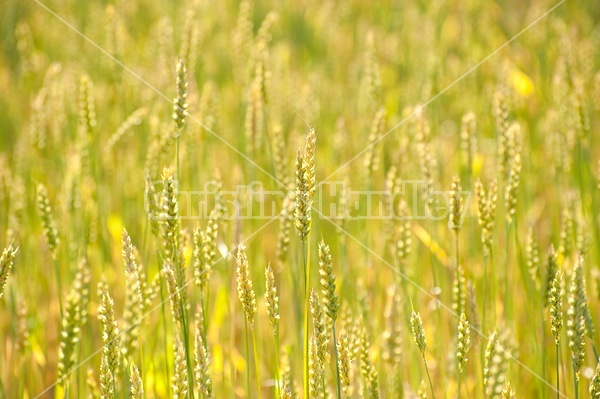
[456,231,464,399]
[112,371,117,399]
[252,327,263,399]
[287,255,302,351]
[245,318,252,399]
[176,132,180,187]
[573,371,578,399]
[504,221,511,321]
[455,232,459,268]
[428,218,438,289]
[490,248,496,325]
[428,219,446,399]
[482,254,488,338]
[54,258,64,318]
[229,257,237,399]
[274,332,281,399]
[423,355,435,399]
[541,300,547,397]
[591,342,600,363]
[556,344,559,399]
[158,274,171,395]
[302,240,310,399]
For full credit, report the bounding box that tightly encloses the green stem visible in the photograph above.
[176,131,180,187]
[428,219,446,399]
[556,344,559,399]
[428,218,438,289]
[423,355,435,399]
[457,371,461,399]
[573,370,578,399]
[252,327,263,399]
[591,341,600,363]
[113,371,117,399]
[302,240,310,399]
[504,221,511,322]
[482,253,488,336]
[158,274,171,395]
[541,301,547,397]
[54,258,64,318]
[455,231,459,268]
[274,332,281,399]
[490,248,496,325]
[245,318,252,398]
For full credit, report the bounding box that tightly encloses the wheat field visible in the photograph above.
[1,0,600,398]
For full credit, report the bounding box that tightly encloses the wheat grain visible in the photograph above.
[236,244,257,328]
[265,262,280,332]
[173,59,188,132]
[87,368,100,399]
[475,178,498,256]
[276,191,295,264]
[130,363,145,399]
[318,240,339,324]
[310,289,328,365]
[37,184,60,258]
[0,245,17,298]
[99,354,115,399]
[456,312,471,374]
[504,153,521,223]
[549,270,564,345]
[98,281,121,376]
[450,176,463,230]
[410,310,427,352]
[590,362,600,398]
[501,382,516,399]
[452,263,466,315]
[172,336,189,399]
[483,330,511,399]
[163,263,183,328]
[294,128,316,241]
[337,331,352,396]
[460,112,477,173]
[194,330,213,399]
[526,229,541,289]
[122,229,143,357]
[57,291,81,384]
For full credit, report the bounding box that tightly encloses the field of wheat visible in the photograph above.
[1,0,600,398]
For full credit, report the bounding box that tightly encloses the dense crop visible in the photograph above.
[0,0,600,398]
